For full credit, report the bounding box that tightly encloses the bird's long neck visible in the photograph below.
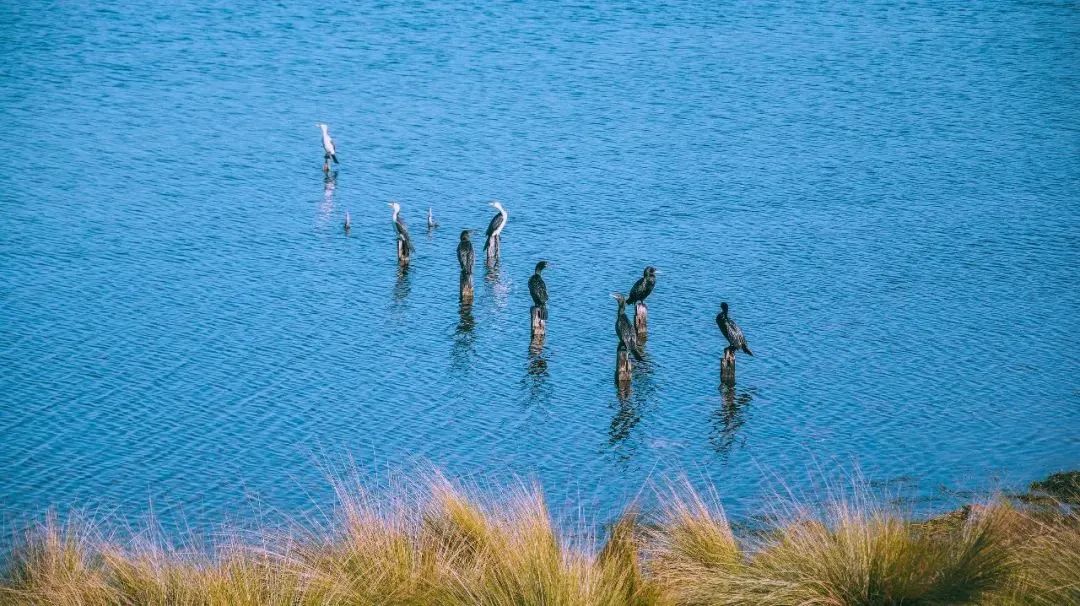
[391,208,400,223]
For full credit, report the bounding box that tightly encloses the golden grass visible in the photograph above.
[1,475,1077,606]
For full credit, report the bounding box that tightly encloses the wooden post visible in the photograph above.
[721,347,736,387]
[615,342,633,384]
[459,271,474,304]
[397,239,410,266]
[634,302,648,340]
[530,305,547,340]
[486,236,500,265]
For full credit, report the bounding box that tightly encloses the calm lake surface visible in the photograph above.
[1,1,1078,541]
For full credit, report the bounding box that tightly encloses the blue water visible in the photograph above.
[2,1,1078,541]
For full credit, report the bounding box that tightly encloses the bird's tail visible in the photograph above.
[331,154,339,164]
[540,305,548,321]
[483,237,492,252]
[629,341,644,361]
[742,345,754,356]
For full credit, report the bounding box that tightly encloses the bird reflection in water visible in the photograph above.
[319,170,337,224]
[609,384,639,462]
[483,263,511,310]
[450,302,476,370]
[608,365,657,463]
[710,385,755,459]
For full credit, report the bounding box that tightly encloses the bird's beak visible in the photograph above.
[654,270,662,275]
[610,293,620,299]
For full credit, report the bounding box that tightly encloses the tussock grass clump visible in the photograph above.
[739,502,1014,606]
[1,474,1078,605]
[1,513,111,606]
[989,508,1080,606]
[644,486,743,603]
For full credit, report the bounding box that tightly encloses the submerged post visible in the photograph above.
[634,301,648,340]
[615,342,633,384]
[459,271,474,304]
[530,305,547,340]
[721,346,736,387]
[397,239,410,266]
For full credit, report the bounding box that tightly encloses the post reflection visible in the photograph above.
[522,339,551,408]
[527,339,548,376]
[392,265,411,305]
[607,367,657,462]
[710,385,754,459]
[608,384,638,462]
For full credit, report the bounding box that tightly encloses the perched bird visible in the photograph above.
[457,230,475,275]
[528,261,549,318]
[612,293,644,361]
[716,302,753,356]
[484,201,508,258]
[317,123,338,171]
[627,266,658,305]
[343,210,351,233]
[388,202,414,259]
[427,208,438,229]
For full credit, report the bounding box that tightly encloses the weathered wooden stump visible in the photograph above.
[397,240,410,266]
[485,236,500,265]
[530,305,547,340]
[721,347,736,387]
[615,342,633,384]
[634,302,648,340]
[459,271,474,304]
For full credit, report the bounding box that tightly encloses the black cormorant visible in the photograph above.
[627,266,658,305]
[484,201,507,256]
[528,261,549,307]
[716,302,753,356]
[612,293,644,361]
[457,230,475,275]
[388,202,414,258]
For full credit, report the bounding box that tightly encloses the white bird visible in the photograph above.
[317,123,338,172]
[427,207,438,229]
[484,201,508,262]
[344,210,351,233]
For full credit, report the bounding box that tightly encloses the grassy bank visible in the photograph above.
[2,474,1078,605]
